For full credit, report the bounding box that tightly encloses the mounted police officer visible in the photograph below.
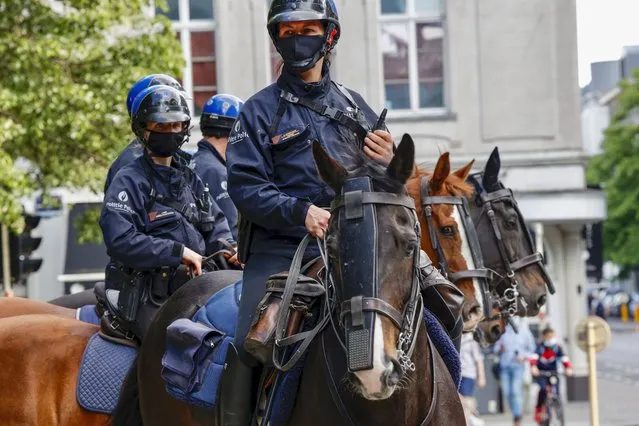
[99,85,237,342]
[104,74,193,192]
[226,0,395,366]
[192,94,244,240]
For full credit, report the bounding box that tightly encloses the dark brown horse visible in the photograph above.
[470,147,554,344]
[113,134,466,425]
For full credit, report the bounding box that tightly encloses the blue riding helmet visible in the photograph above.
[200,94,244,136]
[131,85,191,133]
[126,74,189,117]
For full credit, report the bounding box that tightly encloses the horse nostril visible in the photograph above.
[490,325,501,339]
[537,294,547,308]
[385,359,402,387]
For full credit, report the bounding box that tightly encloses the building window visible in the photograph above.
[379,0,445,112]
[156,0,216,116]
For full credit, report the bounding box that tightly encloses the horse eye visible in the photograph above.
[404,239,418,256]
[504,218,518,230]
[440,226,455,237]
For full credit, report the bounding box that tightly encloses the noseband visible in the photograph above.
[470,174,556,319]
[329,176,423,375]
[420,178,494,319]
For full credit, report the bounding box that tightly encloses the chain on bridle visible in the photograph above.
[470,175,556,321]
[327,177,424,376]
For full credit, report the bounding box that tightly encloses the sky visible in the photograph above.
[577,0,639,87]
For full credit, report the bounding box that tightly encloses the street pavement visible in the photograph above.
[479,321,639,426]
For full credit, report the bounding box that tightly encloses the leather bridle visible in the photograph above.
[420,177,494,319]
[469,175,556,320]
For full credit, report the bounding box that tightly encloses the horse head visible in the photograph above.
[313,134,421,400]
[405,150,484,333]
[470,147,555,344]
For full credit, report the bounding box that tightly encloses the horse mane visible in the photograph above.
[336,132,406,195]
[405,163,474,218]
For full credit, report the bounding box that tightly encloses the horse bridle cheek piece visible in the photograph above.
[473,178,556,320]
[420,177,494,320]
[330,176,423,376]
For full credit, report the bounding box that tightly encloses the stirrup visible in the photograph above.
[99,313,138,348]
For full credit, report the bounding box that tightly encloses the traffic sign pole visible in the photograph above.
[587,320,599,426]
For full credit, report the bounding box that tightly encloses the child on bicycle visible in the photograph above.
[530,327,573,423]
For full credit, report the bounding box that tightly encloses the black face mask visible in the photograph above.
[145,130,188,158]
[277,35,326,72]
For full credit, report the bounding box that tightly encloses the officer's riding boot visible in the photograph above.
[418,250,465,352]
[218,343,257,426]
[244,272,325,364]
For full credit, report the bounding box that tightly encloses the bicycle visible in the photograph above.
[535,371,565,426]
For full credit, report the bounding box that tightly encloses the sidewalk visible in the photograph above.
[478,378,639,426]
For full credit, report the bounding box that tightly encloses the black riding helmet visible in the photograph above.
[130,85,191,156]
[267,0,340,71]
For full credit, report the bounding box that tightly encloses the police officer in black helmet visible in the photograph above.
[226,0,395,366]
[99,85,237,342]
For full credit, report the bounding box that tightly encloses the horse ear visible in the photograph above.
[482,147,500,190]
[430,152,451,192]
[312,140,347,192]
[452,159,475,182]
[386,133,415,184]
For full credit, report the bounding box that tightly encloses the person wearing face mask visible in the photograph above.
[104,74,194,193]
[98,85,237,342]
[226,0,395,368]
[193,94,245,240]
[530,327,573,424]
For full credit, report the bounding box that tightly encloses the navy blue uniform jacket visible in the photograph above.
[104,139,193,193]
[192,140,238,240]
[100,154,234,270]
[226,67,379,255]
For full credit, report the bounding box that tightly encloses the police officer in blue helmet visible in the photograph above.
[192,94,244,240]
[104,74,193,192]
[226,0,394,366]
[99,85,237,342]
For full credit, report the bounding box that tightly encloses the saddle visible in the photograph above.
[244,270,325,365]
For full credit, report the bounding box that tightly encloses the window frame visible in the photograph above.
[379,0,450,118]
[155,0,216,117]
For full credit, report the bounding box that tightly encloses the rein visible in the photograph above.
[271,179,438,425]
[471,180,556,321]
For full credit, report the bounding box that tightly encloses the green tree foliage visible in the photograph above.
[588,68,639,273]
[0,0,184,235]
